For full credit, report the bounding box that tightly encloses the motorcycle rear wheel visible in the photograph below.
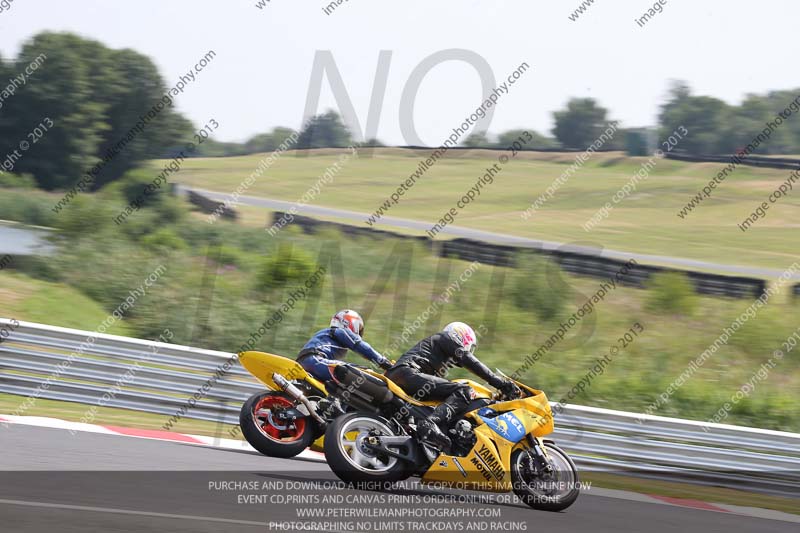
[511,442,580,512]
[240,391,314,458]
[324,412,412,485]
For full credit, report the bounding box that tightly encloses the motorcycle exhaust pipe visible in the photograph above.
[273,373,326,425]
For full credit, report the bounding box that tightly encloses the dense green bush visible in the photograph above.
[0,173,37,189]
[156,196,187,225]
[511,253,572,321]
[54,233,169,312]
[141,228,188,252]
[117,169,185,223]
[7,255,61,281]
[116,209,164,240]
[53,196,115,237]
[645,271,697,315]
[0,190,57,227]
[215,245,246,267]
[257,244,316,291]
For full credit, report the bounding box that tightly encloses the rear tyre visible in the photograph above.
[324,412,411,485]
[240,391,314,458]
[511,442,580,512]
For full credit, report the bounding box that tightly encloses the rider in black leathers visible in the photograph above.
[385,322,520,449]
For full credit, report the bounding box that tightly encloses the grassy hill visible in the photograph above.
[0,272,130,335]
[164,148,800,272]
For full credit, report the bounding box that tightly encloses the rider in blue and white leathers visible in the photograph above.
[296,309,392,383]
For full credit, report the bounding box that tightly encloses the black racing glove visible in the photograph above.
[379,359,395,371]
[498,379,522,400]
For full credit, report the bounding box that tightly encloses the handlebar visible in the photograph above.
[493,386,524,402]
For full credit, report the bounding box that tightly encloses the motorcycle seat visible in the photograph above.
[373,374,440,407]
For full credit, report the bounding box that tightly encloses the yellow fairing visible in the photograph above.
[421,389,553,492]
[490,390,554,437]
[310,436,325,452]
[238,351,327,395]
[422,430,513,492]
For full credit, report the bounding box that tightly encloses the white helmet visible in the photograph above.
[331,309,365,336]
[443,322,477,353]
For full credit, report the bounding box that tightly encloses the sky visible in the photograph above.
[1,0,797,145]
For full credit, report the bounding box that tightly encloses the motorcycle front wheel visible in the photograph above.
[240,391,315,458]
[511,442,580,512]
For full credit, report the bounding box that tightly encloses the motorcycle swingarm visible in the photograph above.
[363,435,420,464]
[257,407,307,422]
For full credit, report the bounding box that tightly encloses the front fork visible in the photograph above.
[526,434,554,476]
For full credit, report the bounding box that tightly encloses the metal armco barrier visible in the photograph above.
[274,211,768,299]
[0,319,256,427]
[1,319,798,497]
[665,151,800,170]
[186,189,238,220]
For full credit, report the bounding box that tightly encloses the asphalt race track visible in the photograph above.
[0,424,796,533]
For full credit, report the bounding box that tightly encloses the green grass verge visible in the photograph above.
[0,393,239,439]
[0,272,130,335]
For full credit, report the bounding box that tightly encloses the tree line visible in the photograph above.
[3,32,800,193]
[0,32,193,191]
[211,85,800,158]
[465,84,800,156]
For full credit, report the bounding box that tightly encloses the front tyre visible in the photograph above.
[511,442,580,512]
[324,412,410,484]
[240,391,314,458]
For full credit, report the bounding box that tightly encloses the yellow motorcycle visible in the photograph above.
[238,351,337,458]
[322,365,580,512]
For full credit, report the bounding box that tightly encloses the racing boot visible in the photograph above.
[417,416,452,452]
[417,395,464,451]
